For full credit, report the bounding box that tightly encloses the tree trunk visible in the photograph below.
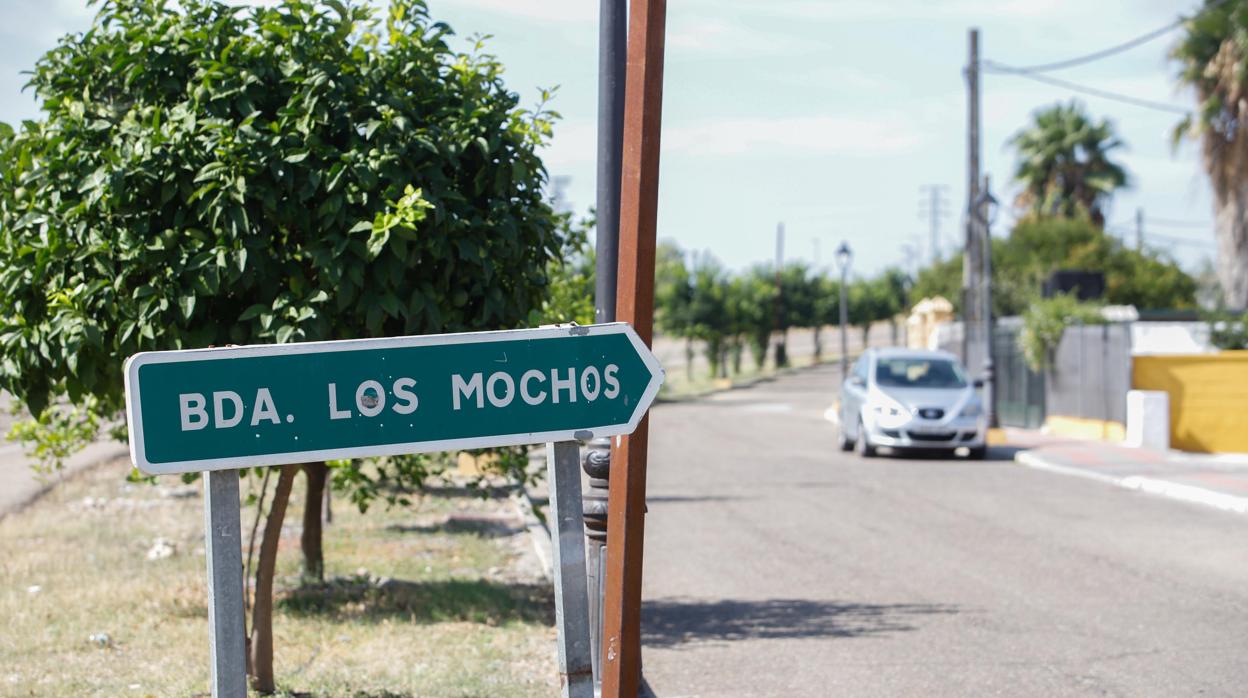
[775,330,788,368]
[250,463,299,694]
[684,337,694,381]
[1215,185,1248,309]
[301,462,328,582]
[813,327,822,360]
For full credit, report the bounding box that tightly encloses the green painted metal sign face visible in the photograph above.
[124,323,663,475]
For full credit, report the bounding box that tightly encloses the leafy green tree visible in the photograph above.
[910,254,965,312]
[1019,293,1105,370]
[723,275,754,374]
[0,0,563,691]
[910,216,1196,319]
[532,211,596,327]
[1010,101,1129,227]
[1172,0,1248,307]
[772,262,815,367]
[842,270,909,349]
[999,216,1196,312]
[687,255,731,378]
[874,267,911,342]
[811,275,843,360]
[739,268,777,370]
[654,240,695,378]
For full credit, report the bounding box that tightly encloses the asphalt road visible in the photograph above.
[640,363,1248,697]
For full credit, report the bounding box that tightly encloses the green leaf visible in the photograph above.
[238,304,267,321]
[178,295,196,321]
[366,228,390,259]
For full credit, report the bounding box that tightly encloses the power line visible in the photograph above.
[1107,224,1215,247]
[986,0,1230,74]
[987,20,1184,74]
[1148,232,1216,247]
[1146,216,1212,229]
[981,63,1190,115]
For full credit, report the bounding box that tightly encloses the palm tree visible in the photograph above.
[1009,101,1129,227]
[1172,0,1248,308]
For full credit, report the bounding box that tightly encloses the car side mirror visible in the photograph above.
[972,378,985,388]
[849,375,865,388]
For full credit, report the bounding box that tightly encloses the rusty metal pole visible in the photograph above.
[601,0,665,696]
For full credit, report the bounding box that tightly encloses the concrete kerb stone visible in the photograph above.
[510,486,553,583]
[1015,450,1248,516]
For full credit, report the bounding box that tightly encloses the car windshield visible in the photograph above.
[875,357,967,389]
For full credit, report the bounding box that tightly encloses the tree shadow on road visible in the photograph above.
[641,597,958,648]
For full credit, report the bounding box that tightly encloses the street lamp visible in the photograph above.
[835,241,852,380]
[972,176,999,429]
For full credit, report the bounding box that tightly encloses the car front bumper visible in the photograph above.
[865,416,985,450]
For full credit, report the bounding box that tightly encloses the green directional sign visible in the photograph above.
[124,323,664,475]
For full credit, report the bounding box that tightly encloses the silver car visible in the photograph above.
[838,348,987,459]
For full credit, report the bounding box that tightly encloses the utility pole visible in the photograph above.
[919,184,949,265]
[1135,207,1144,251]
[978,175,999,430]
[585,0,626,693]
[774,222,787,367]
[962,28,981,368]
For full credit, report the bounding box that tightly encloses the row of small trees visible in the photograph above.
[652,241,911,379]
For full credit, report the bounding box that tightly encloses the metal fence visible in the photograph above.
[1045,322,1132,424]
[992,320,1046,429]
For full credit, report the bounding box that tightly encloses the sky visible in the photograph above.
[0,0,1219,279]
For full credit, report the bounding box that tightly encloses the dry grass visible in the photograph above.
[0,459,557,697]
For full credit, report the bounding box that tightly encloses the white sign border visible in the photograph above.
[124,323,664,476]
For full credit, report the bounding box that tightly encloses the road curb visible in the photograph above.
[510,487,553,583]
[1015,450,1248,515]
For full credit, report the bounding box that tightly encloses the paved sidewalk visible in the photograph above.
[1012,429,1248,515]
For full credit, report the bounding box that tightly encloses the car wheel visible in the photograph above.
[966,446,987,460]
[855,418,876,458]
[837,422,854,452]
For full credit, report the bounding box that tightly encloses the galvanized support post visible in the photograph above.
[547,441,594,698]
[596,0,627,327]
[203,469,247,698]
[582,438,611,691]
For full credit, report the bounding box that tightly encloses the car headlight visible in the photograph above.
[872,399,909,428]
[960,401,983,418]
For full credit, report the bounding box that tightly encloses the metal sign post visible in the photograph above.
[202,470,247,698]
[123,322,663,696]
[546,441,594,698]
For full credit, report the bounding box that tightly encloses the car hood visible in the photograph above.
[874,386,974,414]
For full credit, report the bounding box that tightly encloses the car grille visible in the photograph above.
[906,431,956,442]
[917,408,945,420]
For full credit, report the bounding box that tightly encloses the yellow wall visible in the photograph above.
[1133,352,1248,453]
[1042,415,1125,442]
